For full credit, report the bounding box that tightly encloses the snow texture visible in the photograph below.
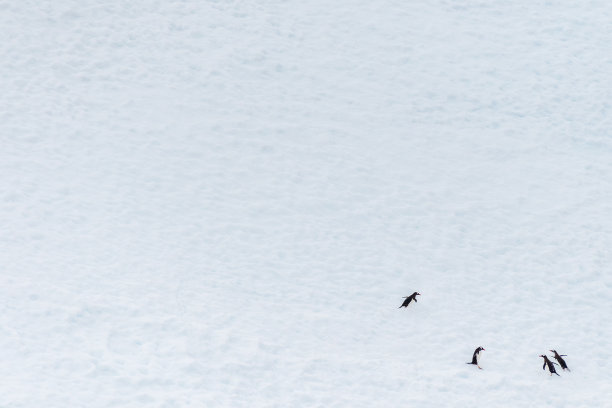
[1,0,612,407]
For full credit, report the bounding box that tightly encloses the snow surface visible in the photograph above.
[1,0,612,406]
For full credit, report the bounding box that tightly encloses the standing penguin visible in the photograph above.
[540,355,560,376]
[550,350,570,371]
[398,292,420,308]
[466,347,485,369]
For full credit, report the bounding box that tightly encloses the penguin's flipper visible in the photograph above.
[413,297,417,302]
[543,362,546,370]
[553,362,559,366]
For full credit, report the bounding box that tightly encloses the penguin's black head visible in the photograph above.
[478,347,485,352]
[550,349,556,353]
[539,355,546,358]
[415,292,421,296]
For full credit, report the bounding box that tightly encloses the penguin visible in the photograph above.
[550,350,570,371]
[398,292,420,308]
[466,346,485,369]
[540,355,560,376]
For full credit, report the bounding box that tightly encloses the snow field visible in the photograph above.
[1,0,612,407]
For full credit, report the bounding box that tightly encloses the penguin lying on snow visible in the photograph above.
[550,350,570,371]
[467,347,485,369]
[540,355,560,376]
[398,292,420,308]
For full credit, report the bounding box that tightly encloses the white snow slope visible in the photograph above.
[1,1,611,407]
